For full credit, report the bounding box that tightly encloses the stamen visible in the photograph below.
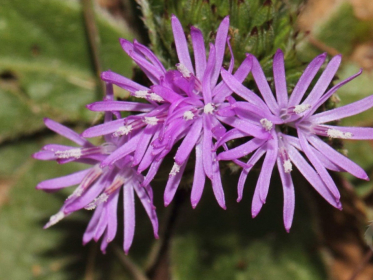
[260,118,273,131]
[85,193,109,210]
[204,103,215,114]
[44,211,65,228]
[134,90,149,99]
[293,104,311,114]
[183,110,194,120]
[327,129,352,139]
[283,160,292,173]
[55,148,82,159]
[148,93,164,102]
[169,162,181,176]
[113,125,132,137]
[143,116,159,126]
[176,63,191,78]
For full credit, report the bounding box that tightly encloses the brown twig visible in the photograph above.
[308,34,340,56]
[82,0,105,97]
[349,249,373,280]
[114,246,150,280]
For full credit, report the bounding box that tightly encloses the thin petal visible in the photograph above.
[87,101,155,112]
[273,49,288,107]
[251,55,279,114]
[44,118,89,146]
[217,138,266,161]
[288,53,327,107]
[83,203,105,245]
[211,16,229,87]
[106,188,120,243]
[82,118,125,138]
[191,141,206,208]
[287,145,341,209]
[190,26,206,81]
[164,160,188,207]
[276,157,295,232]
[174,118,202,165]
[298,131,340,200]
[133,40,166,73]
[309,94,373,124]
[238,147,266,202]
[322,125,373,140]
[302,55,342,106]
[171,15,194,74]
[123,183,135,254]
[101,71,149,93]
[202,115,213,179]
[202,43,216,103]
[211,158,226,209]
[36,169,91,190]
[307,134,368,180]
[133,125,158,166]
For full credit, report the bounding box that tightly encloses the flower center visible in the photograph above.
[260,118,273,131]
[204,103,215,114]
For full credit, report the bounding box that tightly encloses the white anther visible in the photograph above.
[327,129,352,139]
[293,104,311,114]
[169,162,181,176]
[148,93,164,102]
[183,110,194,120]
[134,90,149,99]
[143,117,159,126]
[283,160,292,173]
[176,63,191,78]
[204,103,214,114]
[45,211,65,228]
[55,148,82,159]
[260,118,273,131]
[85,193,109,210]
[113,125,133,137]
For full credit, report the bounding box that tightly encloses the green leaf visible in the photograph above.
[0,0,134,142]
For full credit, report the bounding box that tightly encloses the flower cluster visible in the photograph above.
[34,15,373,252]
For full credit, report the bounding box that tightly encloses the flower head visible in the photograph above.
[219,49,373,231]
[33,83,158,253]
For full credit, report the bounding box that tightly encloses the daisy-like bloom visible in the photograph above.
[88,15,270,209]
[33,83,158,253]
[218,49,373,231]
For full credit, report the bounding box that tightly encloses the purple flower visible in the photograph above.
[218,49,373,231]
[86,15,270,209]
[33,83,158,253]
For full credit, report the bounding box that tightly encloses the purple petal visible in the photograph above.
[251,55,279,114]
[211,16,229,87]
[133,40,166,73]
[83,203,105,245]
[94,206,109,241]
[101,132,142,167]
[202,43,216,104]
[307,134,368,180]
[142,160,163,186]
[87,101,155,112]
[211,159,226,209]
[151,85,183,103]
[133,125,158,166]
[302,55,342,107]
[322,125,373,140]
[123,183,135,254]
[82,118,125,138]
[305,69,362,118]
[216,115,271,140]
[220,69,269,110]
[298,131,340,200]
[44,118,89,146]
[276,157,295,232]
[174,118,202,165]
[171,15,194,74]
[287,144,341,209]
[191,141,206,208]
[288,53,327,107]
[273,49,288,107]
[101,71,149,93]
[36,169,91,190]
[258,137,278,203]
[133,180,159,238]
[202,115,213,179]
[238,147,266,202]
[214,128,248,150]
[309,94,373,124]
[217,138,266,161]
[33,150,57,161]
[106,188,120,243]
[190,26,206,81]
[164,160,188,207]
